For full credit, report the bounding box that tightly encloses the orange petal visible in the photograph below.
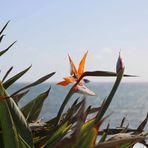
[64,76,75,83]
[57,80,70,86]
[78,51,88,76]
[68,54,78,77]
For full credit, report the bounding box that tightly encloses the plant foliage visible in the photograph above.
[0,21,147,148]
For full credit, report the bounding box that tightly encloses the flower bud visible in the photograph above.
[116,52,125,73]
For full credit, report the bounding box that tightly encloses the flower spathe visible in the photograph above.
[57,51,96,96]
[116,52,125,73]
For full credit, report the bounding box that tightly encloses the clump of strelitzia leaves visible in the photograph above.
[0,21,147,148]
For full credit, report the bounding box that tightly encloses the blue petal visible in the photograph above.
[83,79,90,83]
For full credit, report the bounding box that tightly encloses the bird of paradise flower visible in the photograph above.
[57,51,96,96]
[56,51,136,125]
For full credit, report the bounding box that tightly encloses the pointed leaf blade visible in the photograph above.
[0,21,10,36]
[12,90,30,103]
[44,122,71,147]
[2,66,13,82]
[0,41,16,56]
[0,82,33,148]
[0,35,5,43]
[21,88,50,122]
[3,65,31,89]
[12,72,55,96]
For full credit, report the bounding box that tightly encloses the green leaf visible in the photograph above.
[5,97,34,147]
[3,65,31,89]
[87,106,101,115]
[46,117,57,126]
[0,135,4,148]
[0,82,34,147]
[63,98,84,123]
[120,115,127,128]
[52,99,86,148]
[0,21,10,36]
[0,98,19,148]
[2,66,13,82]
[99,124,109,143]
[11,72,55,96]
[77,114,110,147]
[21,88,50,122]
[76,127,97,148]
[12,90,30,103]
[135,113,148,134]
[55,89,74,125]
[18,134,32,148]
[80,118,95,134]
[0,35,5,43]
[0,41,16,56]
[44,122,71,147]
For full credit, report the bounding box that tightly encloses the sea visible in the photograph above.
[7,82,148,131]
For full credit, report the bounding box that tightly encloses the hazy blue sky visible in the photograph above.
[1,0,148,82]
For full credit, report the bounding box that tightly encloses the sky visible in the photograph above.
[0,0,148,82]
